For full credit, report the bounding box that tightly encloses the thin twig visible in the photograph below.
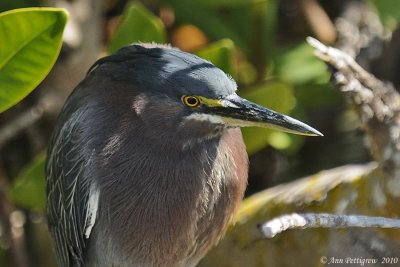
[0,92,62,149]
[259,213,400,238]
[0,104,45,148]
[306,37,384,89]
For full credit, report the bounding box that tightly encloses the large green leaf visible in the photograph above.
[108,3,167,53]
[0,8,68,112]
[9,152,46,211]
[195,39,236,77]
[240,82,296,154]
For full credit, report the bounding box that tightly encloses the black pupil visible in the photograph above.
[187,97,198,105]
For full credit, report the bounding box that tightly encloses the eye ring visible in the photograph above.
[182,95,201,108]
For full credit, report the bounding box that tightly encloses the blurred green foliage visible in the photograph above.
[240,82,295,154]
[9,153,46,211]
[0,8,68,112]
[166,0,278,59]
[273,43,329,85]
[108,2,167,53]
[369,0,400,29]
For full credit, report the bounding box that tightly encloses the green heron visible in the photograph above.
[46,44,321,267]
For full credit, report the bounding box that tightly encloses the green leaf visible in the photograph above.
[195,39,236,77]
[9,152,46,211]
[274,42,329,85]
[0,8,68,112]
[108,2,167,53]
[240,81,296,154]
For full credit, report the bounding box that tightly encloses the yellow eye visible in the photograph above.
[182,95,200,108]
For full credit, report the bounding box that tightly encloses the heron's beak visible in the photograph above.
[208,94,323,136]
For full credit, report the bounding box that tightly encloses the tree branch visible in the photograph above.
[307,37,400,175]
[259,213,400,238]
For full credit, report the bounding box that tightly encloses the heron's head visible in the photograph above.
[88,44,322,146]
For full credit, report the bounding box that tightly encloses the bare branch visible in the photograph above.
[307,37,400,175]
[259,213,400,238]
[0,91,63,149]
[0,104,45,148]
